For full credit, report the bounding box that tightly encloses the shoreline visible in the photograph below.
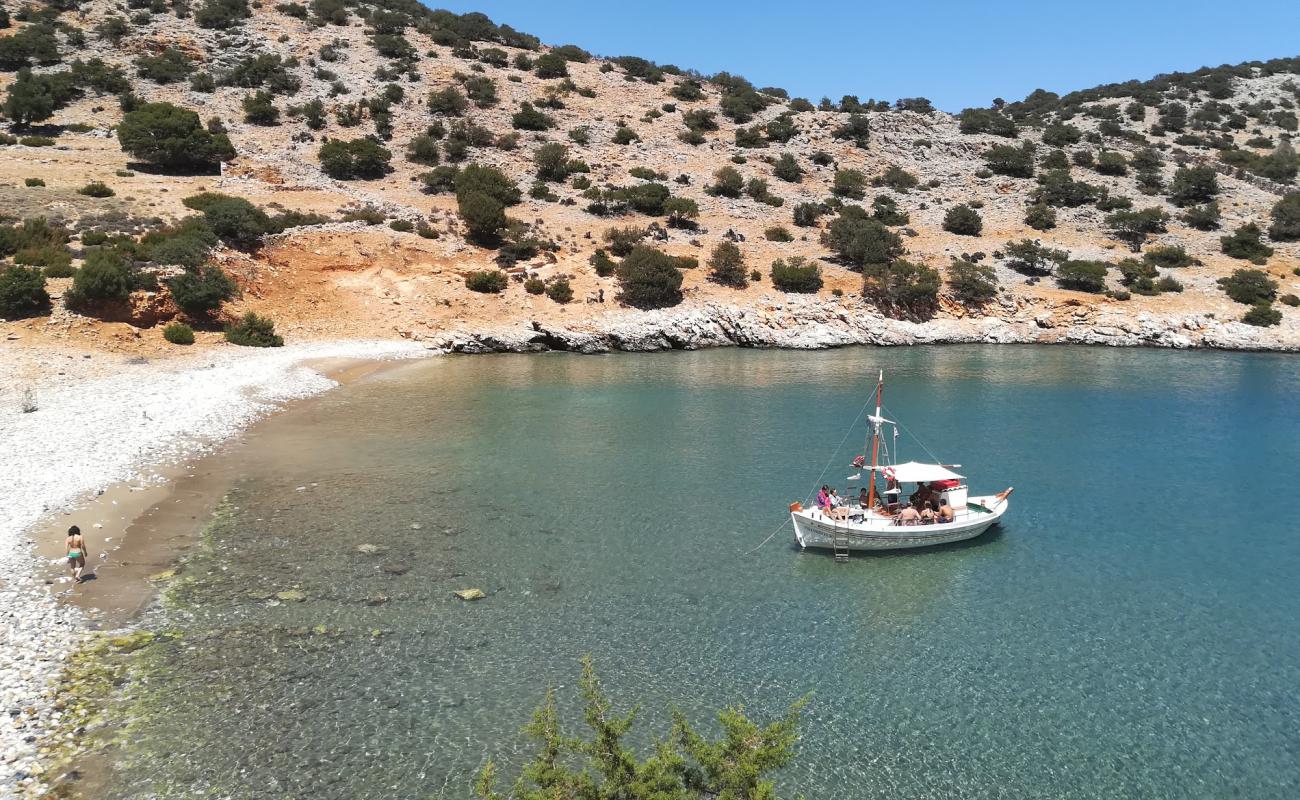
[0,340,431,796]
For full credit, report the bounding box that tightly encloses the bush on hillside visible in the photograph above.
[225,312,283,347]
[465,269,508,293]
[1167,166,1218,207]
[318,138,391,179]
[1220,223,1273,262]
[135,48,194,84]
[454,164,521,206]
[162,321,195,345]
[1024,203,1056,230]
[958,107,1017,137]
[772,153,803,183]
[707,166,744,198]
[947,258,998,305]
[140,218,219,267]
[116,102,236,171]
[831,169,867,199]
[533,142,570,182]
[511,102,554,131]
[545,277,574,304]
[706,240,747,288]
[182,192,271,248]
[167,265,237,316]
[984,142,1035,178]
[769,256,822,293]
[428,86,468,115]
[1242,301,1282,327]
[1143,245,1193,269]
[603,226,647,257]
[764,225,793,242]
[942,204,983,236]
[1094,150,1128,176]
[1105,207,1169,251]
[1217,268,1277,304]
[243,90,280,125]
[825,209,904,269]
[872,165,919,192]
[1003,239,1068,276]
[67,249,132,306]
[863,259,940,311]
[458,192,507,244]
[1181,202,1221,231]
[0,265,49,318]
[616,246,682,308]
[194,0,250,29]
[1055,260,1108,293]
[831,114,870,148]
[1269,192,1300,241]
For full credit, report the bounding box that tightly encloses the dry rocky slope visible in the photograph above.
[0,0,1298,358]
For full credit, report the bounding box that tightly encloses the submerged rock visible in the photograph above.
[453,588,486,601]
[274,590,307,602]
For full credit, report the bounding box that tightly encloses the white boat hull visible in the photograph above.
[792,496,1009,552]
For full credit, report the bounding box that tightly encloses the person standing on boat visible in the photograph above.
[65,525,87,582]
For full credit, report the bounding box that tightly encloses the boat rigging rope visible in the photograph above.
[744,392,877,555]
[881,401,945,466]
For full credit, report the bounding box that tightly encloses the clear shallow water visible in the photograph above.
[102,346,1299,799]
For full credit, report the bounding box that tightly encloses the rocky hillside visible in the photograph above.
[1,0,1299,354]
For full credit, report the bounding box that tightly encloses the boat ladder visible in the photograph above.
[831,525,851,562]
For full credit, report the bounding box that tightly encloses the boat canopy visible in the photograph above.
[882,461,964,483]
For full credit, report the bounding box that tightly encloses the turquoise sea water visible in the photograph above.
[102,346,1299,799]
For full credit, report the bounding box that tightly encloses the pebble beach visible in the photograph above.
[0,339,429,796]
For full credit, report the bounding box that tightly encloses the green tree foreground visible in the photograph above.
[475,657,805,800]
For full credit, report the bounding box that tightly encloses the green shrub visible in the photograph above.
[1105,207,1169,250]
[24,177,44,187]
[19,135,55,147]
[764,226,793,242]
[1181,202,1221,231]
[465,269,508,293]
[1041,123,1082,147]
[533,142,570,182]
[1242,301,1281,327]
[872,165,919,191]
[195,0,250,29]
[772,153,803,183]
[831,169,866,199]
[1155,275,1184,293]
[706,240,747,288]
[14,244,71,271]
[511,102,553,131]
[1269,193,1300,241]
[534,52,568,79]
[242,90,280,125]
[616,245,682,308]
[135,48,194,84]
[406,134,440,166]
[318,138,391,179]
[162,321,195,344]
[117,102,235,171]
[167,265,237,315]
[1217,268,1277,304]
[455,164,521,206]
[523,276,545,295]
[769,255,822,293]
[862,258,940,310]
[831,114,870,148]
[1279,293,1299,307]
[81,231,109,246]
[458,192,507,244]
[590,249,616,277]
[1143,245,1192,269]
[1056,260,1108,293]
[1167,166,1218,207]
[871,196,909,226]
[958,107,1017,137]
[1094,150,1128,176]
[947,258,998,305]
[428,86,468,115]
[77,181,115,197]
[42,262,75,278]
[141,217,219,267]
[707,166,743,198]
[182,192,270,248]
[825,209,904,269]
[943,204,983,236]
[612,125,639,145]
[68,249,131,305]
[545,277,573,304]
[225,312,283,346]
[1220,223,1273,262]
[985,142,1035,178]
[0,265,49,318]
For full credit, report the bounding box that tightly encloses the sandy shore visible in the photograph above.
[0,339,430,796]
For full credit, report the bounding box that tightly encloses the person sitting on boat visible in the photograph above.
[897,505,921,526]
[938,498,955,523]
[909,483,934,510]
[827,489,850,520]
[919,501,937,525]
[816,485,831,512]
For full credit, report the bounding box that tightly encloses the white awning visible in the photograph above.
[881,461,964,483]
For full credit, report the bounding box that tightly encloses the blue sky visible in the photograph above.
[429,1,1300,111]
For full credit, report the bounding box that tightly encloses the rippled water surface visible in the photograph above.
[103,346,1300,799]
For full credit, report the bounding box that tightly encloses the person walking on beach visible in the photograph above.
[65,525,87,582]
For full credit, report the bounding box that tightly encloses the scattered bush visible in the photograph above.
[1041,123,1082,147]
[616,245,682,308]
[706,240,747,288]
[225,312,283,346]
[872,165,919,192]
[1143,245,1193,269]
[135,48,194,84]
[947,258,998,305]
[511,102,554,131]
[1269,192,1300,241]
[163,321,195,344]
[1056,260,1108,293]
[764,226,793,242]
[195,0,251,29]
[1219,223,1273,262]
[1167,165,1218,207]
[182,192,272,248]
[958,107,1017,137]
[590,249,616,277]
[1094,150,1128,176]
[831,114,870,148]
[23,177,44,187]
[863,259,940,311]
[769,255,822,293]
[831,169,867,199]
[1021,203,1054,231]
[825,209,904,269]
[428,86,468,115]
[772,153,803,183]
[1181,202,1221,231]
[1003,238,1067,276]
[117,102,235,171]
[1105,207,1169,251]
[985,142,1035,178]
[545,277,573,304]
[1217,268,1277,304]
[943,204,983,236]
[465,269,508,293]
[0,265,49,318]
[707,166,744,198]
[318,138,391,179]
[242,90,280,125]
[167,265,238,315]
[612,125,639,145]
[1242,301,1282,327]
[68,249,132,305]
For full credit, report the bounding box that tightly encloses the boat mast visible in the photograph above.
[866,371,884,512]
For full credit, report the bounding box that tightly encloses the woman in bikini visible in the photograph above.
[66,525,87,582]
